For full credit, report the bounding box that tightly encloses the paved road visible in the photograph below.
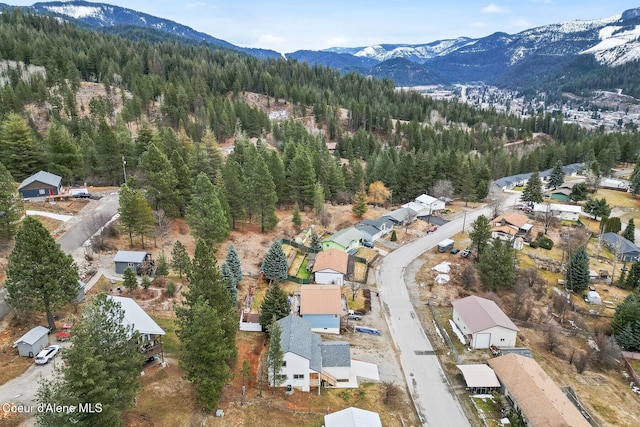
[377,195,518,426]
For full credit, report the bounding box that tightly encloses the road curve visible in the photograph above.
[377,200,512,426]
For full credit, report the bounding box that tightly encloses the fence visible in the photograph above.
[622,356,640,388]
[280,238,321,254]
[427,301,460,363]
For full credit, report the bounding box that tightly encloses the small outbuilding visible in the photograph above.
[13,326,50,358]
[18,171,62,199]
[452,295,519,349]
[585,291,602,305]
[113,250,153,275]
[457,364,501,394]
[324,407,382,427]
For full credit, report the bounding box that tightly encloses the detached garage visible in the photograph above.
[13,326,50,357]
[452,295,519,349]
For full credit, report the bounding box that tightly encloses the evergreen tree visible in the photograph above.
[310,232,322,251]
[611,291,640,351]
[569,182,589,202]
[267,319,285,387]
[0,161,22,244]
[220,262,238,305]
[469,215,492,259]
[0,113,40,180]
[171,240,191,278]
[477,239,516,291]
[122,267,138,293]
[261,241,289,283]
[223,159,247,229]
[565,246,590,292]
[5,217,79,331]
[313,182,325,217]
[352,180,368,218]
[186,173,230,247]
[138,143,179,216]
[259,282,290,330]
[548,160,565,190]
[292,203,302,228]
[44,122,82,183]
[118,184,137,246]
[132,190,155,249]
[170,150,193,217]
[247,155,278,232]
[584,197,611,220]
[456,160,475,206]
[225,244,243,285]
[156,252,169,277]
[624,261,640,290]
[521,170,543,204]
[623,219,636,243]
[629,162,640,198]
[175,239,237,409]
[289,150,316,208]
[36,293,144,426]
[602,217,622,234]
[176,296,235,410]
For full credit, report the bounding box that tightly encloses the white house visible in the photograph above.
[533,203,582,221]
[312,249,352,285]
[415,194,446,213]
[355,218,394,245]
[275,315,352,392]
[451,295,519,349]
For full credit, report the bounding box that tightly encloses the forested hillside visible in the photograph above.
[0,9,639,227]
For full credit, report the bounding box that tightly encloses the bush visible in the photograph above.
[390,230,397,242]
[166,280,176,297]
[529,240,538,248]
[537,237,554,250]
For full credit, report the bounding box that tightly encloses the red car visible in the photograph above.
[426,225,438,234]
[56,323,73,341]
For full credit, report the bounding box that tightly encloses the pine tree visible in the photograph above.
[456,160,475,206]
[171,240,191,278]
[132,190,155,249]
[623,219,635,243]
[630,162,640,198]
[352,180,368,218]
[521,170,543,204]
[469,215,492,259]
[170,150,193,217]
[477,239,516,291]
[44,122,82,183]
[156,252,169,277]
[138,143,179,215]
[566,246,590,292]
[289,150,316,208]
[223,159,247,229]
[247,155,278,232]
[611,292,640,350]
[225,244,243,285]
[36,294,145,426]
[313,182,325,217]
[548,160,565,190]
[292,203,302,228]
[0,113,40,180]
[186,173,230,247]
[267,319,285,387]
[5,217,79,330]
[624,261,640,290]
[0,161,22,244]
[123,267,138,293]
[220,262,238,305]
[118,184,137,246]
[259,282,290,330]
[261,241,289,283]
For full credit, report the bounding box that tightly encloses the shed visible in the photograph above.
[452,295,519,349]
[585,291,602,305]
[457,364,501,394]
[18,171,62,198]
[113,250,153,274]
[13,326,50,357]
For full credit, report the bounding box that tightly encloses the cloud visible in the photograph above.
[481,3,508,14]
[187,2,207,8]
[323,36,347,48]
[257,34,285,46]
[509,18,532,29]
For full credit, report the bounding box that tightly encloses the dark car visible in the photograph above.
[72,192,91,199]
[450,248,460,255]
[362,241,374,248]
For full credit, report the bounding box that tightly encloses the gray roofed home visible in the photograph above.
[322,227,364,252]
[320,342,351,368]
[278,314,322,374]
[382,207,417,225]
[18,171,63,198]
[113,250,153,274]
[601,232,640,262]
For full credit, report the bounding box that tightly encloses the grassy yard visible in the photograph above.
[596,189,640,209]
[470,395,504,427]
[296,258,312,279]
[151,315,180,355]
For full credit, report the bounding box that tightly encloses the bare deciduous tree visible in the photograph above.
[154,209,171,248]
[517,268,547,300]
[574,350,590,373]
[511,283,533,321]
[545,324,562,355]
[431,179,454,201]
[590,332,622,370]
[461,264,477,290]
[552,292,570,324]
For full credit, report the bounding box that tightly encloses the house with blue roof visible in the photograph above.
[601,232,640,262]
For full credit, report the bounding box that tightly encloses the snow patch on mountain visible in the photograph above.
[43,5,105,20]
[581,24,640,66]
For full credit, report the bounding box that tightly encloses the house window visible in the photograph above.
[282,361,286,367]
[500,338,505,342]
[293,374,304,379]
[39,189,46,195]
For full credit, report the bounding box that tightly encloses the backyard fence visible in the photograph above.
[427,301,460,363]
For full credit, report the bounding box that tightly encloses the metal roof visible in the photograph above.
[108,296,165,336]
[324,227,363,249]
[18,171,62,190]
[456,364,500,389]
[13,326,50,346]
[324,407,382,427]
[452,295,519,333]
[113,251,149,263]
[602,232,640,255]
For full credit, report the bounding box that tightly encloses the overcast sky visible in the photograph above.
[7,1,640,53]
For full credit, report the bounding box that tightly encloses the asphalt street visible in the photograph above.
[377,194,519,426]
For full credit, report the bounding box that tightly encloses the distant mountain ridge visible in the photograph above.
[4,1,640,92]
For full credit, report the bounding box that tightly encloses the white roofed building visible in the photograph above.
[108,295,165,361]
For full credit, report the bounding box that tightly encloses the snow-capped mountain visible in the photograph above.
[27,1,281,59]
[8,2,640,89]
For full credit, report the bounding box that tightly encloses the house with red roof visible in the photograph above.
[451,295,519,349]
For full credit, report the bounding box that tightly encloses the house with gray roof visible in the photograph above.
[602,232,640,262]
[452,295,519,349]
[18,171,62,198]
[113,251,153,274]
[382,207,417,225]
[322,227,363,252]
[355,218,393,244]
[274,314,355,392]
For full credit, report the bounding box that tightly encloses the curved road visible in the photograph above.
[377,195,518,426]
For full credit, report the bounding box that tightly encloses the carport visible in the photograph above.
[457,364,500,394]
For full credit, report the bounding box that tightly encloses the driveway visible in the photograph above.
[376,195,518,426]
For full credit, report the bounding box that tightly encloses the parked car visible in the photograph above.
[461,249,471,258]
[450,248,460,255]
[35,345,60,365]
[348,314,362,321]
[362,241,374,248]
[426,225,438,233]
[72,192,91,199]
[56,322,73,342]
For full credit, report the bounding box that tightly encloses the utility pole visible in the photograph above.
[122,156,127,185]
